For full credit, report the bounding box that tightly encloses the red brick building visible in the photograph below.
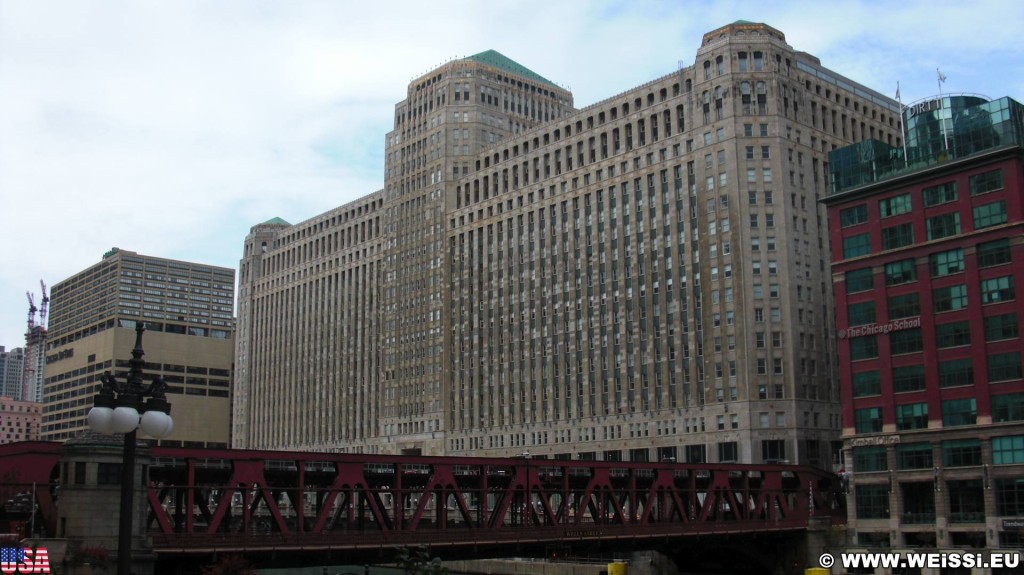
[825,95,1024,556]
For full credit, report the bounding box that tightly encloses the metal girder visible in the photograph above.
[0,443,845,554]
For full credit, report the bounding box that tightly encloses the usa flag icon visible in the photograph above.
[0,547,50,574]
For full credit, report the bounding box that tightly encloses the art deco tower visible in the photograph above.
[236,22,901,466]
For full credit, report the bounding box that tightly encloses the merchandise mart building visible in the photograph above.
[825,95,1024,550]
[236,21,903,465]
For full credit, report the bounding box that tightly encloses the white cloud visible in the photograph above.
[1,0,1022,347]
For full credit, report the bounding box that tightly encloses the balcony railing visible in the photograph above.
[949,511,986,524]
[902,512,936,524]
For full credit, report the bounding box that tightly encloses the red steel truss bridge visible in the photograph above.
[0,442,845,557]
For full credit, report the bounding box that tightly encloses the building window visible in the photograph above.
[891,328,923,354]
[929,248,964,277]
[995,478,1024,516]
[896,402,928,430]
[935,321,971,348]
[893,365,926,393]
[887,293,920,319]
[938,358,974,388]
[941,398,977,427]
[977,238,1011,268]
[840,204,869,227]
[718,441,738,462]
[855,407,882,433]
[985,313,1019,341]
[879,193,912,218]
[853,446,887,472]
[882,223,914,250]
[943,439,982,466]
[988,352,1022,382]
[846,267,873,293]
[843,233,870,258]
[992,393,1024,423]
[848,301,876,326]
[896,443,933,470]
[97,462,121,485]
[947,479,985,524]
[855,484,890,519]
[761,439,786,462]
[933,284,968,313]
[926,212,960,240]
[884,258,917,285]
[992,436,1024,465]
[852,371,881,397]
[969,169,1003,195]
[981,276,1015,304]
[973,200,1007,229]
[923,181,957,206]
[850,335,878,361]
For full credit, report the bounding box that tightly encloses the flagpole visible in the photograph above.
[937,68,949,151]
[897,81,908,167]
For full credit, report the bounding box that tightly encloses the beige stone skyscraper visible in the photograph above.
[235,21,902,465]
[42,248,235,446]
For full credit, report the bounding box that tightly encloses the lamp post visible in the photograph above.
[87,324,174,575]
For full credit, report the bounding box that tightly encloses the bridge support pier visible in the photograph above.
[58,432,156,575]
[777,518,847,575]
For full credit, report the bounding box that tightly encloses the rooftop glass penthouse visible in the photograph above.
[830,95,1024,195]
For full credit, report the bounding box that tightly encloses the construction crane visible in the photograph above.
[25,292,36,332]
[39,280,49,329]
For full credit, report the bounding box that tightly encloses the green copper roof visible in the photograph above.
[731,19,758,25]
[262,217,291,226]
[466,50,558,88]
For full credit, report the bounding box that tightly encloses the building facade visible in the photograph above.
[826,96,1024,552]
[235,21,902,465]
[42,248,236,447]
[0,396,41,443]
[0,346,25,399]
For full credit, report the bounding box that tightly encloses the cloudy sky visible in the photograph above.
[1,0,1022,348]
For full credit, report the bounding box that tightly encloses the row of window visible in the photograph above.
[846,239,1010,294]
[855,394,1024,433]
[854,352,1022,397]
[854,435,1024,474]
[839,169,1004,228]
[848,313,1018,354]
[842,199,1008,259]
[855,477,1019,521]
[851,319,1018,362]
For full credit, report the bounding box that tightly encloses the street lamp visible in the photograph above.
[87,323,174,575]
